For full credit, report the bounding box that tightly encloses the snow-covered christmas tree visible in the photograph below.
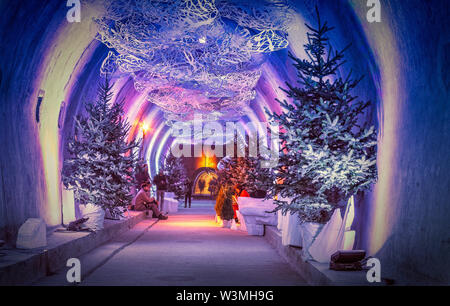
[163,151,188,200]
[215,133,267,195]
[215,156,244,190]
[62,78,140,219]
[266,9,378,223]
[215,155,258,197]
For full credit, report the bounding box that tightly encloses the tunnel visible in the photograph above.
[0,0,449,285]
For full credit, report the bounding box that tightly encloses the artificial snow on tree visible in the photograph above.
[62,78,140,223]
[163,151,188,200]
[246,154,275,199]
[265,8,378,223]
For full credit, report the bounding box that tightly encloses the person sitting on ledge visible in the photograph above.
[134,182,168,220]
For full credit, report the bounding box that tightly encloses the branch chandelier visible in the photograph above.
[95,0,293,123]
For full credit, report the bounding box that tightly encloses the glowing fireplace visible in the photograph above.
[193,169,218,196]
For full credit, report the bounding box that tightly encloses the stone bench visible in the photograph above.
[237,197,277,236]
[162,192,179,213]
[0,211,146,285]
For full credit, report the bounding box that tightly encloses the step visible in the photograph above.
[263,225,369,286]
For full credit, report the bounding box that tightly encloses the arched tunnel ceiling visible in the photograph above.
[61,0,381,176]
[1,0,386,233]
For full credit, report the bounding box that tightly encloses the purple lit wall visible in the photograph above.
[0,0,448,283]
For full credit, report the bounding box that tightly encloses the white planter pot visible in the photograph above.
[165,192,175,199]
[300,222,324,260]
[277,210,283,231]
[281,211,303,247]
[79,203,105,231]
[230,219,238,230]
[308,197,357,263]
[308,209,344,263]
[236,211,247,232]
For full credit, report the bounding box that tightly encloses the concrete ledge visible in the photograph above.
[0,211,146,286]
[264,225,369,286]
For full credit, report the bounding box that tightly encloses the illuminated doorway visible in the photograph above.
[193,168,218,197]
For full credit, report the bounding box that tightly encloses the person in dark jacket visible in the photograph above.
[184,178,193,208]
[153,171,168,210]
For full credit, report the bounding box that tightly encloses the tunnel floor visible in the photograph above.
[34,200,307,286]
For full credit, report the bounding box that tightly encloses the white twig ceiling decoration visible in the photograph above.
[95,0,293,122]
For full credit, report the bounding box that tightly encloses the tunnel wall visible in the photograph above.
[352,0,450,283]
[0,0,104,238]
[0,0,449,283]
[0,1,65,241]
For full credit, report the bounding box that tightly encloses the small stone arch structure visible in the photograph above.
[192,167,218,198]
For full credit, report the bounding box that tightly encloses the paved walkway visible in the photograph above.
[35,200,307,286]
